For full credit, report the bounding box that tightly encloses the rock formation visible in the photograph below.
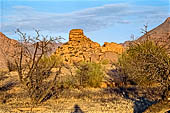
[102,42,124,54]
[55,29,124,63]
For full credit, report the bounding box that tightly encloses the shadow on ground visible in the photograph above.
[133,97,157,113]
[0,81,17,91]
[71,104,84,113]
[104,87,158,113]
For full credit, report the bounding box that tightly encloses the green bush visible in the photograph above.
[119,40,170,88]
[76,62,104,88]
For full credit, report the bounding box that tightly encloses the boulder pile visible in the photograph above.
[55,29,124,63]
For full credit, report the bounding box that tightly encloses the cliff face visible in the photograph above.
[55,29,124,63]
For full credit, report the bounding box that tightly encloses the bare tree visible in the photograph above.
[14,29,64,104]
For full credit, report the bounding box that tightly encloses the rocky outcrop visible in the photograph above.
[102,42,124,54]
[55,29,124,63]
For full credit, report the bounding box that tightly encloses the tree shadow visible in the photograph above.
[71,104,84,113]
[41,85,65,103]
[0,81,17,104]
[133,97,157,113]
[0,81,17,91]
[106,69,161,113]
[166,110,170,113]
[104,87,158,113]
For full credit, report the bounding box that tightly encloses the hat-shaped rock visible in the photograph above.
[69,29,85,41]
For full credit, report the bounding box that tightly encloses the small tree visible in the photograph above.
[14,29,64,104]
[119,40,170,99]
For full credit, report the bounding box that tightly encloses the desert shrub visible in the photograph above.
[119,40,170,99]
[76,62,104,88]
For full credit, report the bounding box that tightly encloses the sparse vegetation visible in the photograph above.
[55,62,105,89]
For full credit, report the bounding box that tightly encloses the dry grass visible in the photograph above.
[0,71,134,113]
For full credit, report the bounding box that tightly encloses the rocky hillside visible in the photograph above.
[123,17,170,53]
[137,17,170,42]
[0,32,19,69]
[55,29,124,63]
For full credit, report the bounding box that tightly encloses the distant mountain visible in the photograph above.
[123,17,170,53]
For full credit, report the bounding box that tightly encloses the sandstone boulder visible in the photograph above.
[102,42,124,54]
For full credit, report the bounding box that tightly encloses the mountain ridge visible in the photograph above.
[123,17,170,50]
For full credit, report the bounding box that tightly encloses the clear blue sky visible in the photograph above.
[0,0,169,44]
